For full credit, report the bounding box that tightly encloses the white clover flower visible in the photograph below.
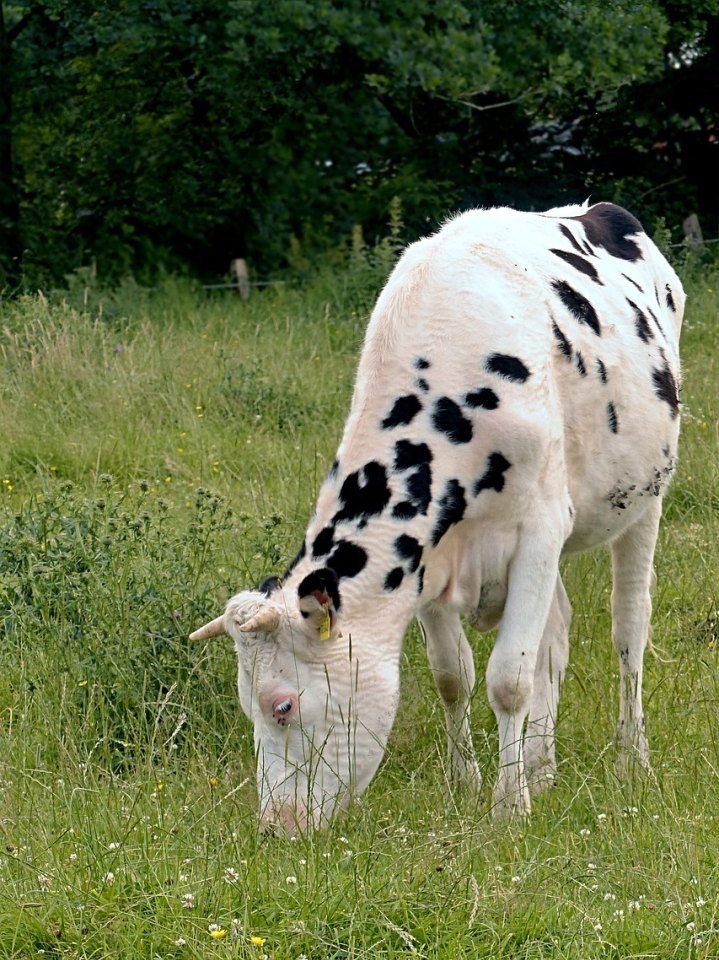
[588,863,597,871]
[181,892,195,909]
[696,897,707,907]
[628,901,641,912]
[178,873,188,882]
[103,871,115,885]
[686,921,696,931]
[613,909,624,918]
[224,866,240,884]
[594,923,602,932]
[38,874,52,891]
[286,875,298,884]
[511,876,520,883]
[69,852,78,863]
[299,858,307,866]
[108,842,120,850]
[590,884,599,891]
[174,938,186,946]
[596,813,607,822]
[603,893,616,901]
[579,828,591,837]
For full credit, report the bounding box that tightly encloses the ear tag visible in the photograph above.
[318,604,332,642]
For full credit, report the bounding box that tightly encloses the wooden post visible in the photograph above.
[231,258,250,300]
[683,214,704,248]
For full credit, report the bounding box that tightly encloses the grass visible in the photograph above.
[0,253,717,958]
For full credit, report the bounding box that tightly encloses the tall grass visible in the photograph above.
[0,253,717,958]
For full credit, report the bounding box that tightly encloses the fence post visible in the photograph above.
[683,214,704,248]
[231,258,250,300]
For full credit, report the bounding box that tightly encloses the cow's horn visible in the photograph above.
[189,615,227,641]
[238,607,281,634]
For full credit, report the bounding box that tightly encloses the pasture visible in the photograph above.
[0,253,717,959]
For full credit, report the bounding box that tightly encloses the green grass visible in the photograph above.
[0,258,717,959]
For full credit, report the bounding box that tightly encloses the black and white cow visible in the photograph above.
[192,202,684,833]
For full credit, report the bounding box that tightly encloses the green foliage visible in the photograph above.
[2,1,718,285]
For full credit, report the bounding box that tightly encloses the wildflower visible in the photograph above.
[588,863,597,872]
[209,923,227,939]
[181,892,195,909]
[179,874,188,882]
[114,345,124,353]
[38,874,51,891]
[224,866,240,883]
[286,875,298,884]
[628,900,641,912]
[209,776,218,787]
[108,842,120,850]
[579,828,591,837]
[613,909,624,918]
[603,893,616,901]
[696,897,707,907]
[174,938,186,946]
[686,922,696,931]
[250,935,266,946]
[103,871,115,885]
[594,923,603,932]
[511,875,520,883]
[69,852,78,862]
[596,813,607,822]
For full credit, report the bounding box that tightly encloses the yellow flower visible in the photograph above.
[209,928,227,939]
[209,776,218,787]
[250,936,266,946]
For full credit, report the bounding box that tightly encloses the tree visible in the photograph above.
[4,1,718,285]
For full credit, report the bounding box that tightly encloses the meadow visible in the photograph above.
[0,246,717,959]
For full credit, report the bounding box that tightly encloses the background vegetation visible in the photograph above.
[1,0,718,286]
[0,243,717,957]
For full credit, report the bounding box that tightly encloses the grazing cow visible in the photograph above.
[191,202,684,833]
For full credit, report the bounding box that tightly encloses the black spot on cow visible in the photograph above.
[381,394,422,429]
[596,358,608,384]
[627,298,653,343]
[328,459,339,479]
[646,305,666,340]
[665,284,676,312]
[259,575,280,596]
[283,539,307,579]
[485,353,531,383]
[414,357,431,370]
[474,452,512,496]
[552,321,572,361]
[384,567,404,592]
[298,568,341,610]
[432,396,473,444]
[312,526,335,558]
[551,279,601,336]
[559,224,587,255]
[431,479,467,546]
[393,501,418,520]
[417,565,425,595]
[416,377,430,392]
[575,351,587,377]
[334,461,391,526]
[465,387,499,410]
[550,248,602,283]
[326,540,368,580]
[652,363,680,418]
[394,439,433,471]
[394,534,422,573]
[571,203,644,262]
[622,272,644,294]
[607,401,619,434]
[394,440,432,518]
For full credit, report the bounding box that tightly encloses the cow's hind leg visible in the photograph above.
[611,499,662,778]
[419,603,482,796]
[524,574,571,795]
[486,517,566,817]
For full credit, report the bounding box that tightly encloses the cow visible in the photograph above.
[191,202,684,834]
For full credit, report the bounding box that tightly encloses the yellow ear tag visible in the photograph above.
[318,604,332,642]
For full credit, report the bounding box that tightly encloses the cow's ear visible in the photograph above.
[297,568,341,642]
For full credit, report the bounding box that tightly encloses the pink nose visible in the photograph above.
[271,694,298,726]
[260,802,307,837]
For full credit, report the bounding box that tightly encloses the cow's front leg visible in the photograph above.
[611,499,662,778]
[419,603,482,797]
[486,520,565,818]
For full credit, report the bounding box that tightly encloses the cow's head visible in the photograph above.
[190,568,400,834]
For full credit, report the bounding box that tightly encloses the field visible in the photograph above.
[0,251,717,959]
